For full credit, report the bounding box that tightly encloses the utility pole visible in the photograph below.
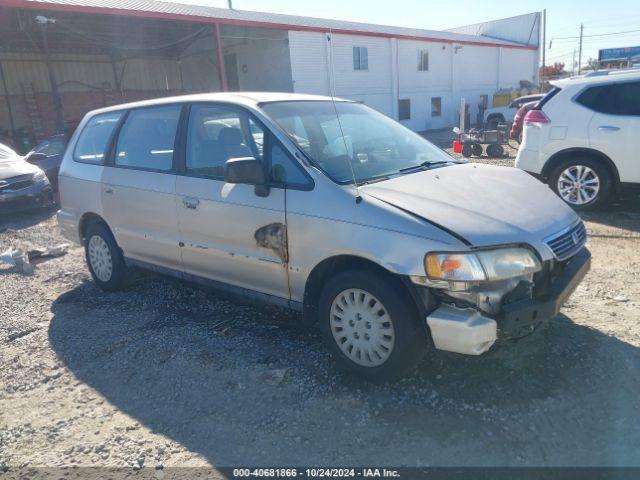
[541,9,546,91]
[578,23,584,74]
[228,0,233,8]
[35,16,65,134]
[572,49,576,76]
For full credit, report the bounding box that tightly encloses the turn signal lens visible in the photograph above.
[425,253,486,281]
[425,248,542,282]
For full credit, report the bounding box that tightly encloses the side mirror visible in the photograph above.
[224,157,270,197]
[27,152,47,163]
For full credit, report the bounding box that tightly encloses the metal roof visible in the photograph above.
[3,0,535,49]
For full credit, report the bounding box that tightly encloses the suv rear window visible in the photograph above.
[74,112,122,164]
[576,81,640,116]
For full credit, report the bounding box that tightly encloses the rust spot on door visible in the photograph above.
[255,223,288,263]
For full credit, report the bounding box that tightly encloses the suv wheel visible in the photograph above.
[549,157,612,210]
[85,222,127,291]
[318,270,427,382]
[486,116,502,130]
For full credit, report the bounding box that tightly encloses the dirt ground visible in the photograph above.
[1,147,640,470]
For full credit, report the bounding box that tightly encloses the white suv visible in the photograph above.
[515,70,640,209]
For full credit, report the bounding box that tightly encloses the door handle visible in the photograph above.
[104,186,114,195]
[182,197,200,209]
[598,125,620,132]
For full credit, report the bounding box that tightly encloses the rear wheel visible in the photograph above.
[548,156,612,210]
[486,144,504,157]
[318,270,428,382]
[85,222,127,291]
[461,144,473,158]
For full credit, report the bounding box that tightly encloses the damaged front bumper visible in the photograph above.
[425,247,591,355]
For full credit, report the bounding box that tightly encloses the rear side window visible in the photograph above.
[576,81,640,116]
[74,112,122,164]
[115,105,181,171]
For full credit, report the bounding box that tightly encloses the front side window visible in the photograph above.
[418,50,429,71]
[269,143,310,187]
[261,101,453,184]
[115,105,181,171]
[74,112,122,164]
[186,104,263,178]
[353,46,368,71]
[431,97,442,117]
[612,81,640,115]
[574,83,640,116]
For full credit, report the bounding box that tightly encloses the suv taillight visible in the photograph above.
[524,109,550,125]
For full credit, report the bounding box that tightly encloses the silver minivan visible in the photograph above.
[58,92,591,381]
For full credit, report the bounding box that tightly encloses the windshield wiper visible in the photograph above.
[398,160,449,173]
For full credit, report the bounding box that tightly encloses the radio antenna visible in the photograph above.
[327,29,362,204]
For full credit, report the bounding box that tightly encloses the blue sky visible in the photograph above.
[171,0,640,71]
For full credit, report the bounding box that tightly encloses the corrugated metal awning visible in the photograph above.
[2,0,536,49]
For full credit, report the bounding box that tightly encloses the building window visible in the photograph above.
[399,99,411,120]
[418,50,429,71]
[431,97,442,117]
[353,46,368,70]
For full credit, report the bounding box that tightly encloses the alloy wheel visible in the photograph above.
[557,165,600,205]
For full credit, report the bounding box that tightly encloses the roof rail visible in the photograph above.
[582,67,640,77]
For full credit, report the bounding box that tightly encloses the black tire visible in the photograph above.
[471,143,483,157]
[84,221,127,291]
[548,156,613,211]
[461,144,473,158]
[318,270,428,382]
[486,144,504,158]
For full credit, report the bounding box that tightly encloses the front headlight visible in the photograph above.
[33,170,47,182]
[425,247,541,282]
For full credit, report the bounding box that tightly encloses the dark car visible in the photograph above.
[24,134,67,190]
[509,101,538,143]
[0,143,54,214]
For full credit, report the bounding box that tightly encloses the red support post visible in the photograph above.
[214,23,227,92]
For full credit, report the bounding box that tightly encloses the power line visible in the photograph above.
[553,28,640,41]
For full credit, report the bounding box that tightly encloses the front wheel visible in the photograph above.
[318,270,428,382]
[548,157,612,210]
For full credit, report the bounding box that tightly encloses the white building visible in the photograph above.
[0,1,540,142]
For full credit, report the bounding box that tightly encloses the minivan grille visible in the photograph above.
[544,222,587,261]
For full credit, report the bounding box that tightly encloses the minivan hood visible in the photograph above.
[361,163,579,249]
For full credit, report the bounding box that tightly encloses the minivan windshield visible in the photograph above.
[260,101,454,184]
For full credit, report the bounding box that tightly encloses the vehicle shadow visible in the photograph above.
[580,194,640,234]
[48,277,640,466]
[0,207,57,232]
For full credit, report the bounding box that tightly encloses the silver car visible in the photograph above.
[57,93,590,381]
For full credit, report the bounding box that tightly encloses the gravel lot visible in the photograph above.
[1,147,640,469]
